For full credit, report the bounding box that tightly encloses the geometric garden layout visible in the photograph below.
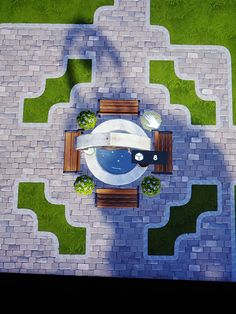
[1,0,236,282]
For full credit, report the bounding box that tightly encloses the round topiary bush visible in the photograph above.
[77,110,97,130]
[141,176,161,197]
[74,175,95,195]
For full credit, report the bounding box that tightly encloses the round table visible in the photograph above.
[84,119,151,185]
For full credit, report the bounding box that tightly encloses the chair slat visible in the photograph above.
[153,131,173,175]
[96,188,139,208]
[98,99,139,116]
[96,188,138,195]
[63,131,81,172]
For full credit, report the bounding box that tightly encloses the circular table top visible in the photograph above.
[84,119,151,185]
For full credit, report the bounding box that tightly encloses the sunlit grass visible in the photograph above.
[151,0,236,123]
[0,0,114,24]
[23,59,92,123]
[150,60,216,125]
[18,182,86,254]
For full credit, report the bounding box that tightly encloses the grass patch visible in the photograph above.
[0,0,114,24]
[23,59,92,123]
[18,182,86,255]
[148,185,217,256]
[150,60,216,125]
[151,0,236,123]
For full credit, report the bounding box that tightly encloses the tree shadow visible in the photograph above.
[56,4,233,281]
[61,16,124,132]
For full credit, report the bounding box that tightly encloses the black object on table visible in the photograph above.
[131,150,169,166]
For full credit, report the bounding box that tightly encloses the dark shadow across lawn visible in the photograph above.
[148,185,218,256]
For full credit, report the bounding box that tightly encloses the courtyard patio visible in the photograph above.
[0,0,235,282]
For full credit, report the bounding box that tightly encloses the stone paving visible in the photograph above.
[0,0,235,280]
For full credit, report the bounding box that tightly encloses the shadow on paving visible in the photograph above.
[60,21,123,131]
[56,12,233,281]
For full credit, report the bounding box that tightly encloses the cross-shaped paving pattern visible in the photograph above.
[0,0,235,281]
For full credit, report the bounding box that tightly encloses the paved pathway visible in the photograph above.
[0,0,235,280]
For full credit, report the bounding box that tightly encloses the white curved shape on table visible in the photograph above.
[76,132,151,150]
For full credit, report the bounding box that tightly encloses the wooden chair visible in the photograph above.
[95,187,139,208]
[152,131,173,175]
[97,99,139,116]
[63,130,83,172]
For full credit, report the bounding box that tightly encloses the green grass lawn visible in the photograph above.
[18,182,86,255]
[23,59,92,123]
[151,0,236,124]
[0,0,114,24]
[148,185,217,256]
[150,60,216,125]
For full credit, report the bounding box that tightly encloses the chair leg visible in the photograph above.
[95,193,97,207]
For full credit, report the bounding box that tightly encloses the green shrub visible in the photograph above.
[74,175,95,195]
[77,110,97,130]
[141,176,161,197]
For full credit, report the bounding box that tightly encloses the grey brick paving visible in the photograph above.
[0,0,235,281]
